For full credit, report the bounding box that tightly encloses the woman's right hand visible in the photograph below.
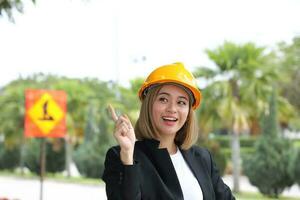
[108,104,136,165]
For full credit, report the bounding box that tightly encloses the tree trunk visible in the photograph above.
[19,135,26,175]
[65,136,72,178]
[231,130,240,193]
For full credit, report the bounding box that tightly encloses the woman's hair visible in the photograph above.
[134,84,199,150]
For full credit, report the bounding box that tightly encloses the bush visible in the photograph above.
[243,91,294,198]
[73,127,114,178]
[243,137,294,197]
[289,148,300,185]
[73,140,110,178]
[24,138,65,174]
[222,147,255,160]
[0,145,20,170]
[213,135,256,149]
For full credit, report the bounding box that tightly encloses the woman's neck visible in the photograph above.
[158,136,177,155]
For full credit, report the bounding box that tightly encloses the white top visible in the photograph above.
[170,148,203,200]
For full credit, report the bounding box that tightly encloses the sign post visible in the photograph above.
[24,89,67,200]
[39,138,46,200]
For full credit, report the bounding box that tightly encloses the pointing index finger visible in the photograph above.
[108,104,118,122]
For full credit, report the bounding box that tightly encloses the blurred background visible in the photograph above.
[0,0,300,199]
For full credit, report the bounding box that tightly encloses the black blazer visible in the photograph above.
[102,139,235,200]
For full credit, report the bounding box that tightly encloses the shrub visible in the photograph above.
[0,145,20,170]
[73,140,109,178]
[213,135,256,149]
[243,137,294,197]
[289,148,300,185]
[243,90,294,198]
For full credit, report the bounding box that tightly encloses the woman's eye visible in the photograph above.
[158,97,168,103]
[178,101,187,106]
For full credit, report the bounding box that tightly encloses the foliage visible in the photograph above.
[0,74,120,175]
[195,41,283,135]
[0,145,20,170]
[0,78,31,148]
[212,135,256,148]
[0,76,43,171]
[288,148,300,186]
[243,91,294,198]
[278,36,300,130]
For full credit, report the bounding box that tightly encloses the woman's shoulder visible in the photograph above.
[186,145,212,162]
[188,145,210,154]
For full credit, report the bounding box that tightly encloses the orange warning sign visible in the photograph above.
[24,89,67,138]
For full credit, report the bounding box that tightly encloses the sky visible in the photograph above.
[0,0,299,88]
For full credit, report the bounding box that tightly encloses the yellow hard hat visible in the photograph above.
[138,62,201,110]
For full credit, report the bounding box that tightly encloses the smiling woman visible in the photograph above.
[102,62,235,200]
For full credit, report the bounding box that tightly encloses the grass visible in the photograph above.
[234,192,300,200]
[0,169,103,185]
[1,170,299,199]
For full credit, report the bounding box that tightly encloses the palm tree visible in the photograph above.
[195,42,279,192]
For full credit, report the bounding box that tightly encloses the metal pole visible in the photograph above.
[19,135,26,175]
[65,135,71,178]
[40,138,46,200]
[232,131,240,193]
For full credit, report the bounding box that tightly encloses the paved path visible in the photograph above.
[0,175,299,200]
[0,176,106,200]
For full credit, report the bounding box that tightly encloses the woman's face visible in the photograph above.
[152,84,190,137]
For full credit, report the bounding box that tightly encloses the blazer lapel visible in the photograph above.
[143,139,184,200]
[181,148,214,200]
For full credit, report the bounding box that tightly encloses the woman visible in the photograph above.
[102,62,235,200]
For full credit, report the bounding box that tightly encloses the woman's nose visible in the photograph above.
[166,101,177,113]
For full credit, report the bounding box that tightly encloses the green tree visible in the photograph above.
[278,36,300,130]
[194,42,281,192]
[243,90,294,198]
[0,75,41,171]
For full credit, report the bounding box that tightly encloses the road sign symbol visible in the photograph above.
[25,90,67,138]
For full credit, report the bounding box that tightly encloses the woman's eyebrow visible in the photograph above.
[157,92,170,96]
[178,96,189,101]
[158,92,188,100]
